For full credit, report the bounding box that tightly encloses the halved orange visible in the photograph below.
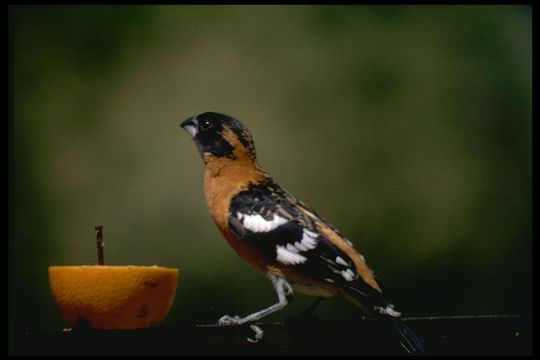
[49,265,179,329]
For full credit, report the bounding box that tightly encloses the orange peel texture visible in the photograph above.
[48,265,179,329]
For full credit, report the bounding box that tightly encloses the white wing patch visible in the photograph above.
[275,229,319,265]
[335,256,350,267]
[341,268,356,282]
[276,246,307,265]
[300,229,318,250]
[237,213,288,233]
[235,211,320,267]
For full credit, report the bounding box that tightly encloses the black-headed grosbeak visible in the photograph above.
[180,112,426,353]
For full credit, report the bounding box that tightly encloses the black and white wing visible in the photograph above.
[227,177,388,307]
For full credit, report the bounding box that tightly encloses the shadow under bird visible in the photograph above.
[180,112,426,354]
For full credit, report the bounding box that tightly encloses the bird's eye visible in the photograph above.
[200,120,213,131]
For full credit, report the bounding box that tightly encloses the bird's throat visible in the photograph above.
[203,158,266,229]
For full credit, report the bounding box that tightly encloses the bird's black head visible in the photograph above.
[180,112,256,162]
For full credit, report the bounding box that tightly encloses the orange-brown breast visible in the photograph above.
[203,126,269,271]
[217,227,271,273]
[204,158,265,227]
[203,126,265,225]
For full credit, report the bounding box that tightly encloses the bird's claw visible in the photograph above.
[217,316,264,343]
[247,324,264,343]
[217,314,242,326]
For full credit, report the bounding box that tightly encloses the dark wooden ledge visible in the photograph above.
[12,315,531,355]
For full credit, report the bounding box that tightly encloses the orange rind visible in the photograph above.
[49,265,179,329]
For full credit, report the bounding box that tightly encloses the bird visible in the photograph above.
[180,111,426,354]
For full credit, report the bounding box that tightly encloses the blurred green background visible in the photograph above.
[10,5,531,337]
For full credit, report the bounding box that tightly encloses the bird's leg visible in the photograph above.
[217,273,293,326]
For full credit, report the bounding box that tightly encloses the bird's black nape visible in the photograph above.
[201,112,256,158]
[196,111,235,124]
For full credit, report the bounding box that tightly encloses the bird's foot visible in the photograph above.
[217,314,243,326]
[217,316,265,343]
[247,324,264,343]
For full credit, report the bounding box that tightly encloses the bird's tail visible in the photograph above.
[383,315,427,354]
[343,284,426,353]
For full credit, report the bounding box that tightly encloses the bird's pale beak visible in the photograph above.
[180,116,199,138]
